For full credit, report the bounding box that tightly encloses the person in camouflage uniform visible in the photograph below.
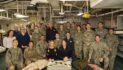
[95,22,108,40]
[54,33,62,48]
[36,35,47,58]
[38,23,46,36]
[24,41,39,65]
[6,39,23,70]
[105,28,119,70]
[64,22,71,33]
[83,23,95,59]
[31,26,42,45]
[74,25,83,59]
[72,25,84,70]
[58,24,66,39]
[82,24,86,32]
[70,22,76,38]
[88,35,109,69]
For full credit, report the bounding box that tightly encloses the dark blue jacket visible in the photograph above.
[64,37,74,58]
[16,32,30,48]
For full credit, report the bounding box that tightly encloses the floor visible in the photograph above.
[0,52,123,70]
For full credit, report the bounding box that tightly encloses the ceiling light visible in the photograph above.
[59,12,65,15]
[77,12,83,16]
[31,0,48,5]
[14,13,29,18]
[0,9,6,12]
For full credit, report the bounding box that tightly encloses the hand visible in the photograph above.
[22,46,28,48]
[64,57,68,62]
[49,59,54,62]
[99,58,103,62]
[49,59,52,62]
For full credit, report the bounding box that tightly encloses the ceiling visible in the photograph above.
[90,0,123,8]
[0,0,122,20]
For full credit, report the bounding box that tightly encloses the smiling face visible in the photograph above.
[77,26,81,31]
[62,40,67,48]
[13,39,18,47]
[86,24,91,30]
[9,30,14,37]
[55,33,60,39]
[49,41,54,48]
[60,25,64,30]
[29,41,34,47]
[40,35,45,41]
[98,22,104,29]
[66,32,71,39]
[95,35,101,43]
[109,29,114,35]
[21,28,26,34]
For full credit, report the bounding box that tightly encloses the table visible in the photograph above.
[47,60,72,70]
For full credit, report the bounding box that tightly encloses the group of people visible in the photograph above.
[3,21,119,70]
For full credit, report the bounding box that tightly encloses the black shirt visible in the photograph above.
[46,27,57,42]
[58,46,73,60]
[46,48,58,60]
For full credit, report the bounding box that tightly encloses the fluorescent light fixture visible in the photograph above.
[77,12,83,16]
[0,9,6,12]
[59,12,65,15]
[14,13,29,18]
[57,20,67,24]
[31,0,48,5]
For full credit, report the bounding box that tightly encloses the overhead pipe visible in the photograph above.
[97,9,123,17]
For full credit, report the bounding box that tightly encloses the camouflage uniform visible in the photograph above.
[70,28,76,38]
[36,41,47,58]
[59,30,66,39]
[74,31,83,58]
[24,47,39,65]
[65,28,70,33]
[106,34,119,70]
[89,41,109,69]
[32,30,41,45]
[95,28,108,40]
[39,28,46,36]
[83,30,95,59]
[6,47,23,70]
[54,39,62,49]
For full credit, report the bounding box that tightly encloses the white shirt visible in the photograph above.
[3,37,16,48]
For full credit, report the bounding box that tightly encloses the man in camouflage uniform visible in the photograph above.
[24,41,39,65]
[39,23,46,36]
[70,23,76,38]
[58,24,66,39]
[72,25,84,70]
[105,28,119,70]
[88,35,109,69]
[54,33,62,48]
[64,22,71,33]
[83,23,95,59]
[36,35,47,58]
[95,22,108,40]
[74,25,83,59]
[32,26,42,45]
[6,39,23,70]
